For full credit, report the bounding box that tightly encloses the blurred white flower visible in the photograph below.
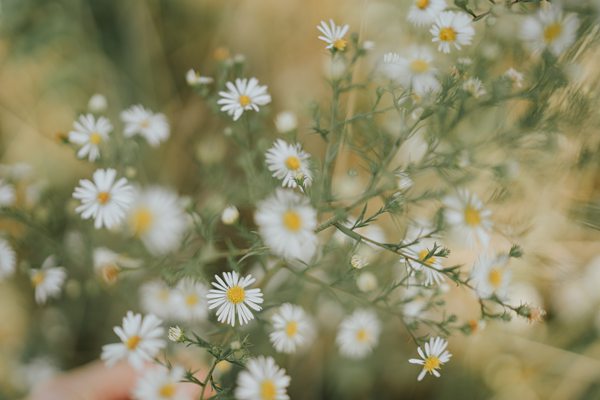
[266,139,312,188]
[133,365,188,400]
[409,336,452,381]
[431,11,475,53]
[72,168,134,229]
[0,237,16,279]
[0,179,16,207]
[356,272,378,292]
[255,190,318,262]
[101,311,165,370]
[504,67,524,88]
[274,111,298,133]
[88,94,107,112]
[186,68,213,86]
[221,205,240,225]
[462,77,486,98]
[383,47,440,96]
[521,4,579,56]
[121,105,170,147]
[396,171,414,191]
[30,255,66,304]
[172,278,209,322]
[93,247,140,284]
[336,309,381,359]
[269,303,315,354]
[317,19,349,52]
[443,190,492,247]
[68,114,112,162]
[471,253,511,299]
[218,78,271,121]
[140,280,176,320]
[207,271,263,326]
[127,186,187,255]
[407,0,447,27]
[235,356,291,400]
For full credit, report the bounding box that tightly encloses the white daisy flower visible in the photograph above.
[431,11,475,53]
[255,190,318,262]
[217,78,271,121]
[168,326,184,342]
[336,309,381,359]
[443,190,492,247]
[521,4,579,57]
[317,19,350,52]
[172,278,209,322]
[235,356,291,400]
[0,179,16,207]
[93,247,139,284]
[133,365,187,400]
[121,105,170,147]
[404,241,446,286]
[207,271,263,327]
[504,68,524,88]
[186,68,214,86]
[221,205,240,225]
[382,48,440,95]
[407,0,447,27]
[30,256,67,304]
[462,77,486,98]
[269,303,315,354]
[409,336,452,381]
[0,238,16,279]
[140,280,176,320]
[471,253,511,299]
[127,186,187,255]
[67,114,112,161]
[72,168,134,229]
[88,94,107,112]
[265,139,312,188]
[68,114,112,162]
[101,311,166,370]
[274,111,298,133]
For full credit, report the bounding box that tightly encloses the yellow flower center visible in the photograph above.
[126,335,141,350]
[464,205,481,226]
[282,210,302,232]
[260,379,277,400]
[131,207,153,236]
[158,383,176,398]
[140,119,150,129]
[356,328,369,343]
[102,264,120,284]
[97,191,111,204]
[488,268,503,288]
[439,27,457,42]
[285,156,301,171]
[31,271,45,287]
[333,38,347,51]
[285,321,298,337]
[416,0,429,9]
[226,285,245,304]
[544,22,562,43]
[185,294,199,306]
[239,95,251,107]
[89,132,102,145]
[418,249,436,266]
[468,319,479,333]
[410,59,430,73]
[424,356,441,372]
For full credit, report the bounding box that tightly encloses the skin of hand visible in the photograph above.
[28,361,204,400]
